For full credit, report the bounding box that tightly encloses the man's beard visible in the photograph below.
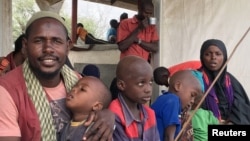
[29,64,62,80]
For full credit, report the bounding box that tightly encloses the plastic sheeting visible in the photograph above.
[157,0,250,96]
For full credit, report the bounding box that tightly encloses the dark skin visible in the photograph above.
[162,70,201,141]
[0,17,115,141]
[153,67,170,87]
[201,45,233,125]
[0,35,26,76]
[83,110,114,141]
[118,3,159,53]
[66,76,112,124]
[116,56,153,121]
[114,56,162,141]
[164,125,176,141]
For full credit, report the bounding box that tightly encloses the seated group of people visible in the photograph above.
[106,39,250,141]
[0,10,250,141]
[75,12,129,46]
[151,39,250,141]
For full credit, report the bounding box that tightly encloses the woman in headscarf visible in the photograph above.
[198,39,250,124]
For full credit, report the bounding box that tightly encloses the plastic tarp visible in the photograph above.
[157,0,250,97]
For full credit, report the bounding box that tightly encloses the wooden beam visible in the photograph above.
[111,0,116,5]
[71,0,77,43]
[85,0,137,11]
[118,0,137,5]
[47,0,62,5]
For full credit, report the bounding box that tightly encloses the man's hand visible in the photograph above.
[138,17,150,30]
[83,109,115,141]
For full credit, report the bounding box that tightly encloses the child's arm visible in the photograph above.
[83,109,115,141]
[164,125,176,141]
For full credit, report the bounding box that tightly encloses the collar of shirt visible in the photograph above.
[118,93,149,127]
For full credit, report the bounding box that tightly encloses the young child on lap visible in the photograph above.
[59,76,112,141]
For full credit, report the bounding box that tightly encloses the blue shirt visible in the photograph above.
[106,28,117,40]
[151,92,182,141]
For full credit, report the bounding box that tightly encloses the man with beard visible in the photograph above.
[0,11,114,141]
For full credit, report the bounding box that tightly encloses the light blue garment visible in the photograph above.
[106,28,117,41]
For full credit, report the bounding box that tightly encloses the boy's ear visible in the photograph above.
[92,102,103,111]
[117,79,125,91]
[173,81,182,92]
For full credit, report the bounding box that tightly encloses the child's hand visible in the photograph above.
[219,120,234,125]
[180,110,190,125]
[83,109,115,141]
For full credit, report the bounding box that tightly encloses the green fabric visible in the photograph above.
[23,59,78,141]
[191,108,219,141]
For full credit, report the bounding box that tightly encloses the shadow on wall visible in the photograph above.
[74,63,117,88]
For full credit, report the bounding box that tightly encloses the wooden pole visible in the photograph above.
[174,26,250,141]
[71,0,77,44]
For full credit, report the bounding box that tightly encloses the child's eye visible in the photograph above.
[149,80,153,85]
[80,87,86,92]
[191,92,197,97]
[138,82,144,86]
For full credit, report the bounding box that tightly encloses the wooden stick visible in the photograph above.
[174,26,250,141]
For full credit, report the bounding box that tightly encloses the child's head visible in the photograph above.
[153,66,170,87]
[116,55,153,104]
[66,76,111,114]
[120,12,128,21]
[77,23,84,28]
[110,19,118,29]
[200,39,227,72]
[168,70,203,112]
[81,64,100,78]
[191,92,203,110]
[191,71,205,110]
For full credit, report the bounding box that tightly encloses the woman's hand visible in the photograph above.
[83,109,115,141]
